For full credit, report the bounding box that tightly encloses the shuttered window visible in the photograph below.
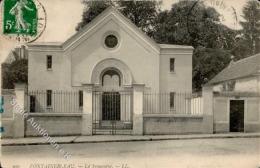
[170,58,175,72]
[47,55,52,69]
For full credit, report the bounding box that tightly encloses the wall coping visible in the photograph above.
[28,113,82,117]
[143,114,203,118]
[14,83,27,91]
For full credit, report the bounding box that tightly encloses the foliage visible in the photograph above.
[2,63,13,89]
[1,59,28,89]
[117,0,161,37]
[232,0,260,60]
[193,47,231,91]
[76,0,112,31]
[153,1,235,90]
[76,0,161,37]
[154,1,236,49]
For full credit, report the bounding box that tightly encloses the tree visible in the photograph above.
[76,0,161,37]
[2,63,13,89]
[193,47,231,91]
[232,0,260,59]
[76,0,112,31]
[154,0,236,49]
[1,59,28,89]
[117,0,161,37]
[154,0,235,91]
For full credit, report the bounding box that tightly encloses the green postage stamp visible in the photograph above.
[3,0,37,35]
[1,0,46,42]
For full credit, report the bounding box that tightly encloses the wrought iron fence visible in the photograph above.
[27,90,83,113]
[143,92,203,115]
[26,90,203,116]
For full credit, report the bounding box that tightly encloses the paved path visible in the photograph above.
[1,137,260,168]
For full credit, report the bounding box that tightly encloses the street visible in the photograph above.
[1,137,260,168]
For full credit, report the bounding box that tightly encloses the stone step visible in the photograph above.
[93,129,132,135]
[93,121,132,129]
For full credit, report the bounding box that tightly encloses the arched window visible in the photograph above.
[102,69,121,87]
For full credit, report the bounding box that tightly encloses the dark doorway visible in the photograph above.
[102,92,120,120]
[230,100,244,132]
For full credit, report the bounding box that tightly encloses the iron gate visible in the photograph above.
[92,90,133,135]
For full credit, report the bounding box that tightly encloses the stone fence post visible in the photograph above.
[202,85,214,134]
[13,83,26,138]
[133,84,145,135]
[81,84,93,135]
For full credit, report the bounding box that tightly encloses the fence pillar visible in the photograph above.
[258,74,260,122]
[202,85,214,134]
[133,84,145,135]
[258,75,260,125]
[81,84,93,135]
[13,83,26,138]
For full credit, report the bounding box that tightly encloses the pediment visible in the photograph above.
[62,7,160,53]
[27,6,194,54]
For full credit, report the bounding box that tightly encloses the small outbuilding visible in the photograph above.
[207,54,260,133]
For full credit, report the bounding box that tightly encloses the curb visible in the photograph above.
[73,134,260,144]
[2,134,260,146]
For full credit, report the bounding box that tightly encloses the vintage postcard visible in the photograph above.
[0,0,259,167]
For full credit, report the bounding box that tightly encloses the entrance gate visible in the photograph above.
[92,68,133,135]
[102,92,120,121]
[92,91,133,135]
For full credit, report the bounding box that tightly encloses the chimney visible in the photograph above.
[229,55,235,67]
[20,45,25,59]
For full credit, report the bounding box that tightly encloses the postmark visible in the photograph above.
[0,0,46,43]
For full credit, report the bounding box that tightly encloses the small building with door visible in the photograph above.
[207,54,260,133]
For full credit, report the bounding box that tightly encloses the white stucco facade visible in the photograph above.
[27,7,193,93]
[213,76,259,93]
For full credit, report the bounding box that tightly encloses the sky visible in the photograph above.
[0,0,250,63]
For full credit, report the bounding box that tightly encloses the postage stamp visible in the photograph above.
[1,0,46,43]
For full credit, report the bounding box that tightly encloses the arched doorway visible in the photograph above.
[101,69,121,121]
[90,59,133,134]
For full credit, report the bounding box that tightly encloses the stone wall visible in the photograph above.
[25,114,82,136]
[143,115,206,135]
[1,120,14,138]
[213,96,260,133]
[1,91,15,138]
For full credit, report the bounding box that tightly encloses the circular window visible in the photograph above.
[104,35,118,48]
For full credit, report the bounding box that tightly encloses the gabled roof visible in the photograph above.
[3,46,28,64]
[28,6,193,52]
[208,53,260,85]
[28,6,160,53]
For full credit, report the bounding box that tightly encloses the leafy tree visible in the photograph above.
[117,0,161,37]
[76,0,112,31]
[2,63,13,89]
[154,0,235,90]
[154,0,236,49]
[1,59,28,89]
[193,47,231,91]
[76,0,161,37]
[232,0,260,59]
